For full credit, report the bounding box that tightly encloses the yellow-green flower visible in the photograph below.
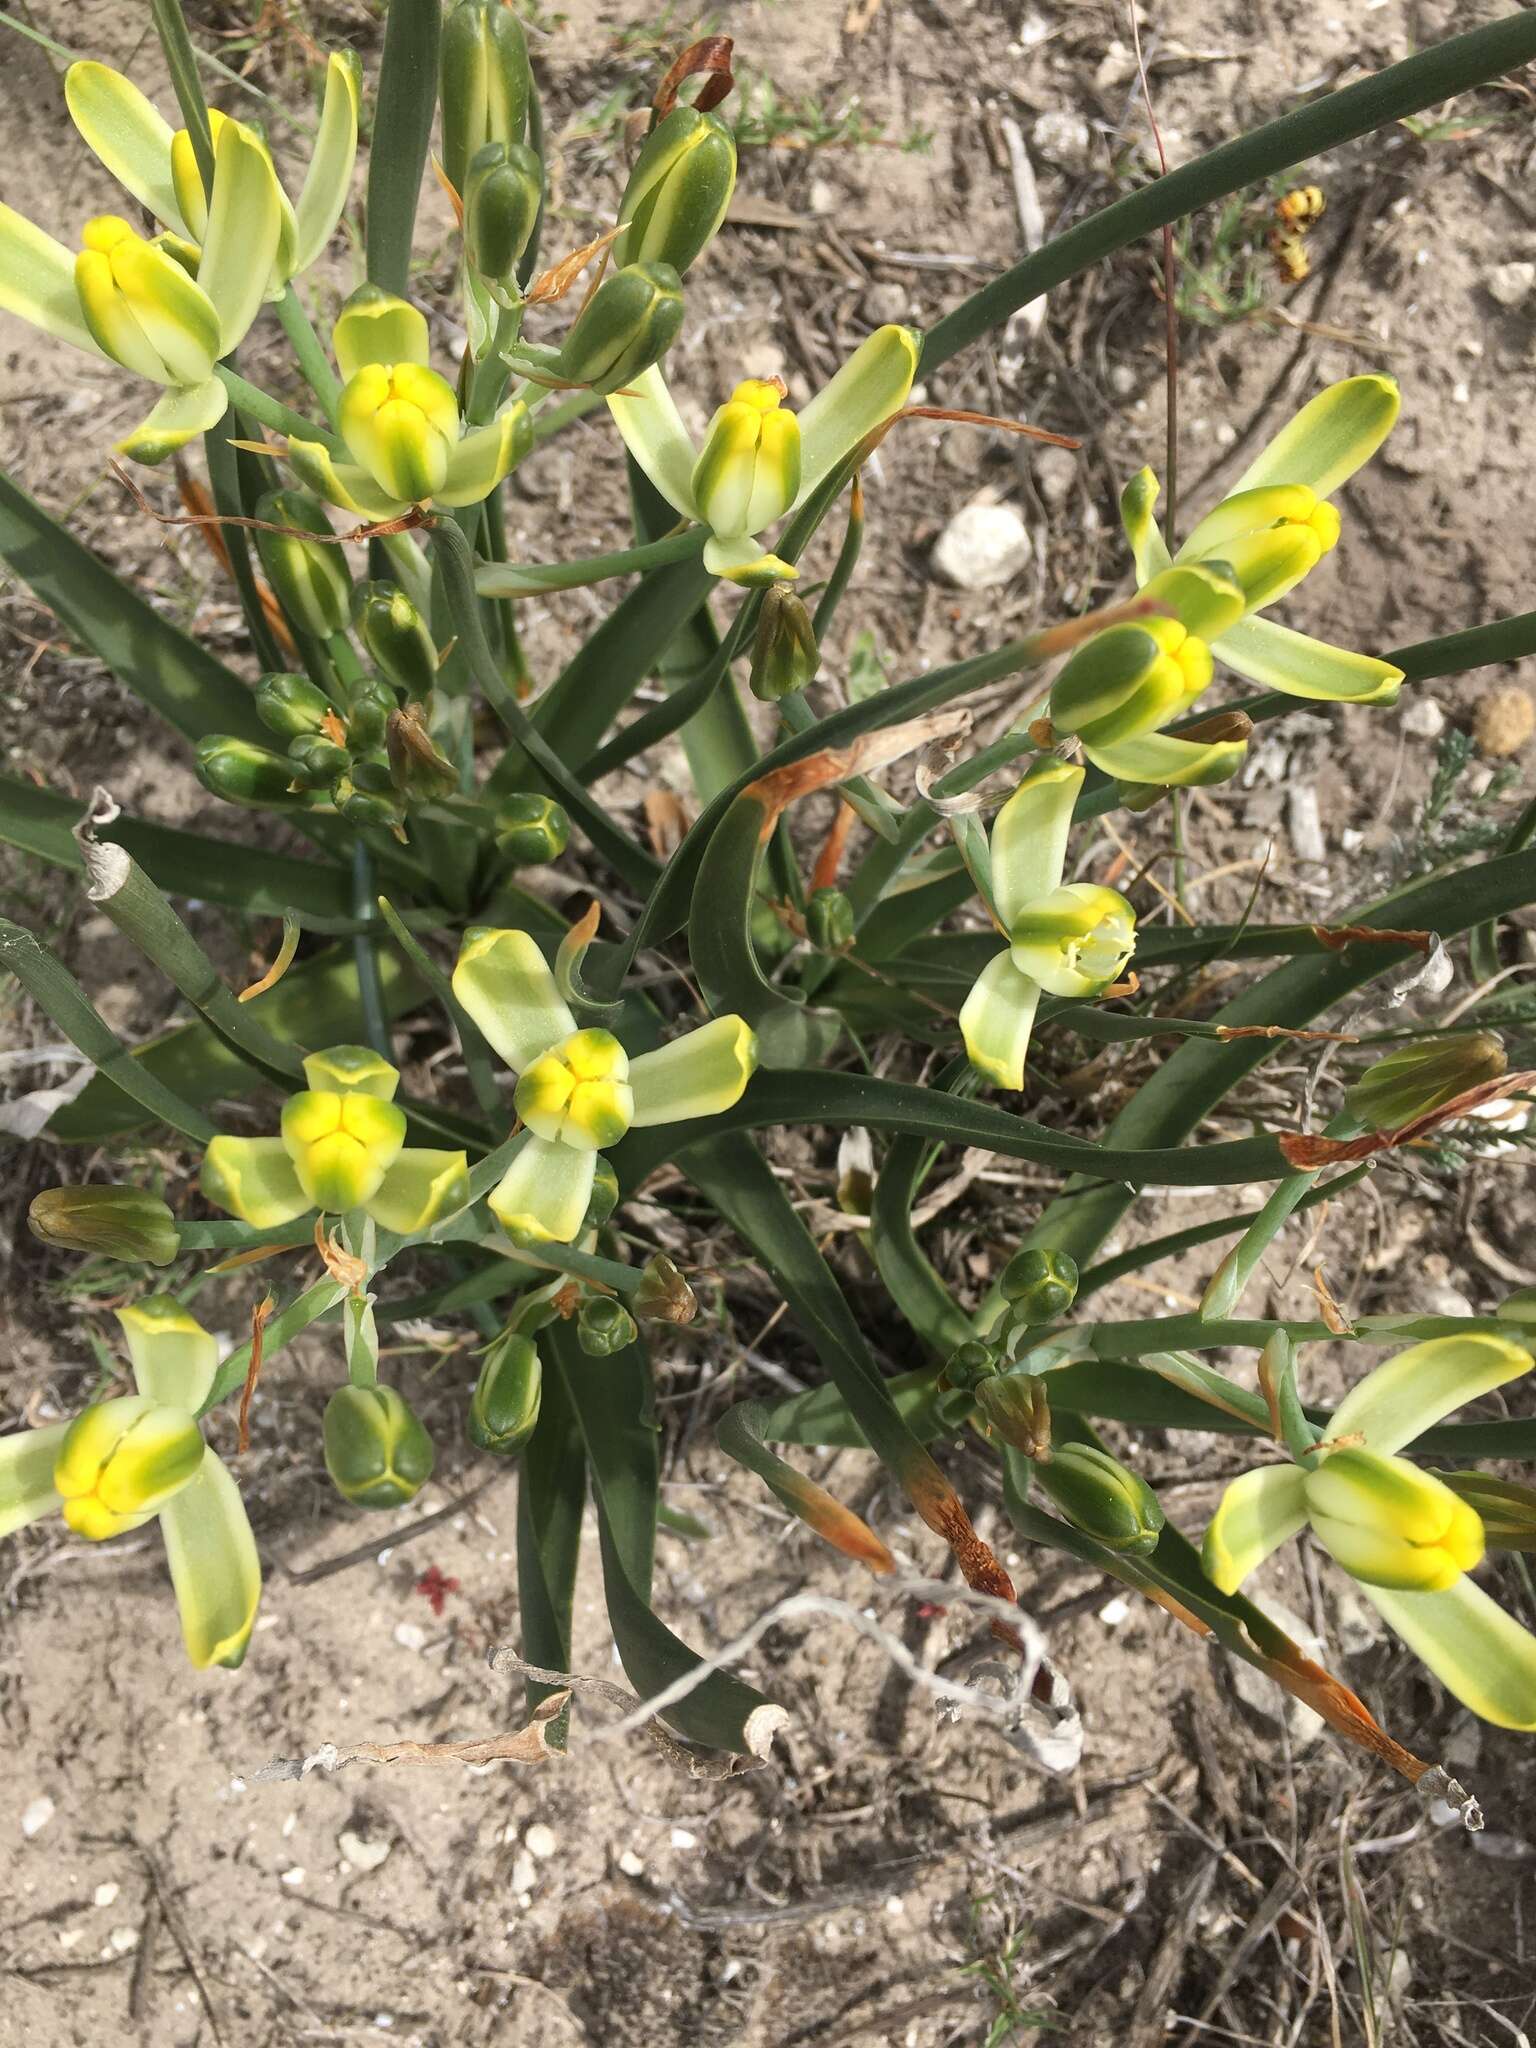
[451,928,758,1244]
[607,324,919,582]
[1202,1332,1536,1729]
[0,1298,261,1668]
[958,760,1136,1090]
[202,1043,470,1233]
[283,285,531,518]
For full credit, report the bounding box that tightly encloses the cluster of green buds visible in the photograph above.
[201,1044,470,1233]
[1045,378,1406,788]
[452,928,759,1244]
[0,52,358,461]
[0,1300,260,1668]
[959,761,1136,1089]
[1203,1332,1536,1728]
[197,575,454,826]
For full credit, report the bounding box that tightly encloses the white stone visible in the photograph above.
[1031,110,1093,169]
[1098,1596,1131,1626]
[932,502,1031,590]
[338,1830,392,1873]
[509,1851,538,1894]
[617,1849,644,1877]
[57,1929,83,1951]
[669,1827,698,1850]
[392,1621,428,1653]
[1032,446,1077,508]
[524,1823,558,1860]
[93,1882,119,1908]
[108,1927,139,1954]
[808,179,837,216]
[1400,697,1446,740]
[21,1797,54,1839]
[1487,261,1535,308]
[280,1867,306,1888]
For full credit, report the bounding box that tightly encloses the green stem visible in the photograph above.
[350,842,392,1059]
[214,368,342,454]
[922,15,1536,373]
[475,527,705,598]
[811,480,865,640]
[199,1280,346,1415]
[275,287,343,427]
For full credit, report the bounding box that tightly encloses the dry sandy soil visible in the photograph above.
[3,1,1536,2043]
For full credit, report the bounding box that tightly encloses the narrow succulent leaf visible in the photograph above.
[718,1401,895,1572]
[116,1297,219,1409]
[117,376,228,464]
[65,63,187,233]
[515,1350,585,1744]
[198,120,284,353]
[958,949,1042,1091]
[1201,1464,1309,1594]
[292,51,361,275]
[1357,1574,1536,1730]
[0,1422,69,1538]
[1231,373,1400,498]
[0,203,104,357]
[1213,613,1403,703]
[1326,1334,1533,1458]
[158,1448,262,1668]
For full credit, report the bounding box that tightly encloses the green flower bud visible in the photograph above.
[943,1339,1000,1393]
[1034,1444,1165,1556]
[463,139,543,294]
[577,1294,639,1357]
[350,748,397,795]
[287,732,352,786]
[805,886,854,953]
[1050,618,1211,746]
[195,735,310,809]
[336,781,407,831]
[353,581,439,699]
[346,676,399,751]
[558,261,684,396]
[323,1383,436,1508]
[1303,1448,1483,1592]
[387,705,459,800]
[633,1252,697,1325]
[974,1372,1052,1460]
[467,1330,542,1454]
[1437,1471,1536,1552]
[749,584,819,701]
[440,0,532,200]
[585,1156,621,1232]
[615,105,737,277]
[999,1248,1079,1323]
[1345,1033,1507,1133]
[256,672,334,738]
[255,489,352,639]
[54,1395,204,1540]
[495,791,571,865]
[28,1184,178,1266]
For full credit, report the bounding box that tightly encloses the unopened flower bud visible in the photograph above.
[467,1330,542,1454]
[615,104,737,276]
[805,886,854,953]
[387,704,459,800]
[195,735,310,809]
[693,376,800,538]
[999,1247,1078,1323]
[28,1184,178,1267]
[558,261,684,395]
[1303,1448,1483,1592]
[287,732,351,786]
[495,792,570,866]
[1346,1033,1507,1133]
[440,0,532,199]
[1034,1443,1165,1556]
[944,1339,1000,1393]
[633,1252,697,1325]
[577,1294,638,1356]
[255,489,352,639]
[346,676,398,751]
[354,581,439,698]
[335,780,407,831]
[463,139,542,295]
[350,750,395,793]
[975,1371,1052,1460]
[54,1395,204,1540]
[749,584,819,701]
[323,1383,435,1508]
[257,672,334,739]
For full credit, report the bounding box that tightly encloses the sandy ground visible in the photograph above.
[4,1,1536,2043]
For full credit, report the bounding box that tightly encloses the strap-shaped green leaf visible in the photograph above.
[515,1353,586,1747]
[365,0,441,296]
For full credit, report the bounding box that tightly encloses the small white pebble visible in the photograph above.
[508,1851,538,1894]
[57,1929,83,1951]
[669,1827,698,1851]
[1099,1596,1131,1626]
[523,1823,558,1860]
[885,1896,905,1915]
[22,1797,55,1839]
[392,1621,428,1653]
[93,1882,119,1908]
[338,1830,392,1873]
[281,1812,298,1838]
[617,1849,644,1877]
[280,1867,306,1888]
[108,1927,139,1954]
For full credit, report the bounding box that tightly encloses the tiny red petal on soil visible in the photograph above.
[415,1566,460,1617]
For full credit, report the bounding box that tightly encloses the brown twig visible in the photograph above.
[237,1291,276,1455]
[110,461,435,543]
